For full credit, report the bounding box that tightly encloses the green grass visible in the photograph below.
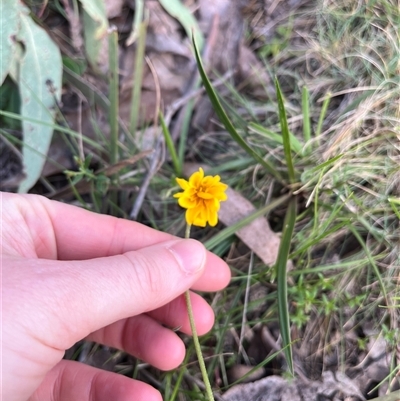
[2,0,399,398]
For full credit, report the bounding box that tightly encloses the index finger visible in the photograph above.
[13,193,175,260]
[7,193,230,292]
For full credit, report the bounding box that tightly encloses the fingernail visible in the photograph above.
[167,239,206,275]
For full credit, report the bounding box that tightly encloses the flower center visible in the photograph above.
[197,185,213,199]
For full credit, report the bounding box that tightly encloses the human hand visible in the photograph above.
[1,192,230,401]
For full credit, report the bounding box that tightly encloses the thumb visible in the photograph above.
[7,239,207,351]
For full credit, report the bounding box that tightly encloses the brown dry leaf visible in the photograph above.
[219,187,281,266]
[223,371,365,401]
[184,163,281,266]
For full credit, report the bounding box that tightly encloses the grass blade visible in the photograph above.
[125,0,144,46]
[348,225,388,304]
[204,193,291,251]
[367,390,400,401]
[316,93,331,139]
[388,197,400,220]
[0,111,104,151]
[192,36,282,181]
[108,28,119,164]
[129,21,147,134]
[275,197,297,375]
[248,122,302,154]
[275,77,295,184]
[302,86,311,144]
[159,112,181,176]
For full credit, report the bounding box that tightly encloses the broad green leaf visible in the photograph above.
[79,0,108,39]
[17,4,62,193]
[0,0,19,85]
[159,0,203,51]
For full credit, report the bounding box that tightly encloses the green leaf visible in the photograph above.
[62,56,87,76]
[159,0,204,51]
[160,112,181,176]
[80,0,108,70]
[302,86,311,144]
[275,197,297,376]
[129,21,147,133]
[16,4,62,193]
[193,36,282,180]
[248,122,302,154]
[108,29,119,165]
[275,77,296,184]
[125,0,144,46]
[0,0,19,85]
[82,10,104,71]
[79,0,108,39]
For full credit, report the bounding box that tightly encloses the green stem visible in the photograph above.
[184,224,215,401]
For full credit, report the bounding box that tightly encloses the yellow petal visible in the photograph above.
[176,177,189,190]
[197,191,214,199]
[178,196,197,208]
[208,210,218,226]
[186,207,202,226]
[194,216,207,227]
[189,168,204,187]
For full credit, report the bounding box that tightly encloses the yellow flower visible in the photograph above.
[174,167,228,227]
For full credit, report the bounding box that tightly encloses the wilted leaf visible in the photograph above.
[0,0,19,85]
[17,3,62,193]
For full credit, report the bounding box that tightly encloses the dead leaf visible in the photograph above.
[223,371,365,401]
[220,187,281,266]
